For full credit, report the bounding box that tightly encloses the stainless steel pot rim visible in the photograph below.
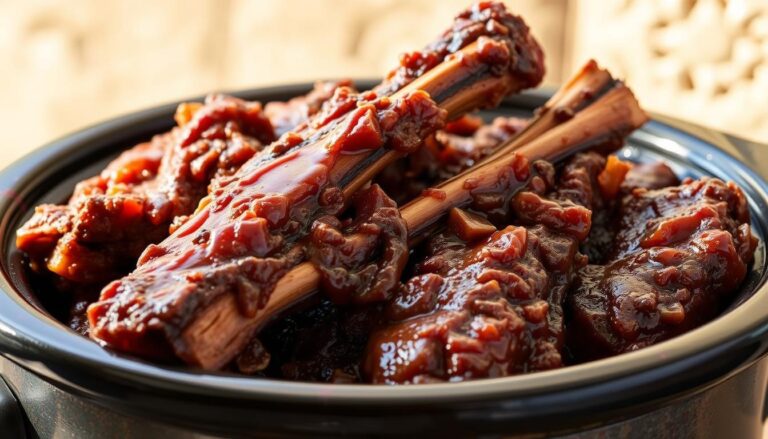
[0,85,766,407]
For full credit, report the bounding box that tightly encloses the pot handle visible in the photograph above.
[0,375,26,438]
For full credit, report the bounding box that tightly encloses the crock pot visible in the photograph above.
[0,83,767,438]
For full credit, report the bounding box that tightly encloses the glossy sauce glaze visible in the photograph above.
[17,95,276,284]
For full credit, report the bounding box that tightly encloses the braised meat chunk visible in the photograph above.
[568,175,757,359]
[17,95,276,284]
[621,161,680,193]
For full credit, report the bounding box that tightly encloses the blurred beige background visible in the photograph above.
[1,0,767,167]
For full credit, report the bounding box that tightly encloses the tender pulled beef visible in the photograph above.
[16,95,276,284]
[568,175,757,360]
[310,184,408,305]
[18,87,362,338]
[20,0,755,386]
[252,123,538,381]
[363,153,607,384]
[377,115,528,204]
[434,115,529,177]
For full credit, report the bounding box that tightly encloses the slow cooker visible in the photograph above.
[0,83,767,438]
